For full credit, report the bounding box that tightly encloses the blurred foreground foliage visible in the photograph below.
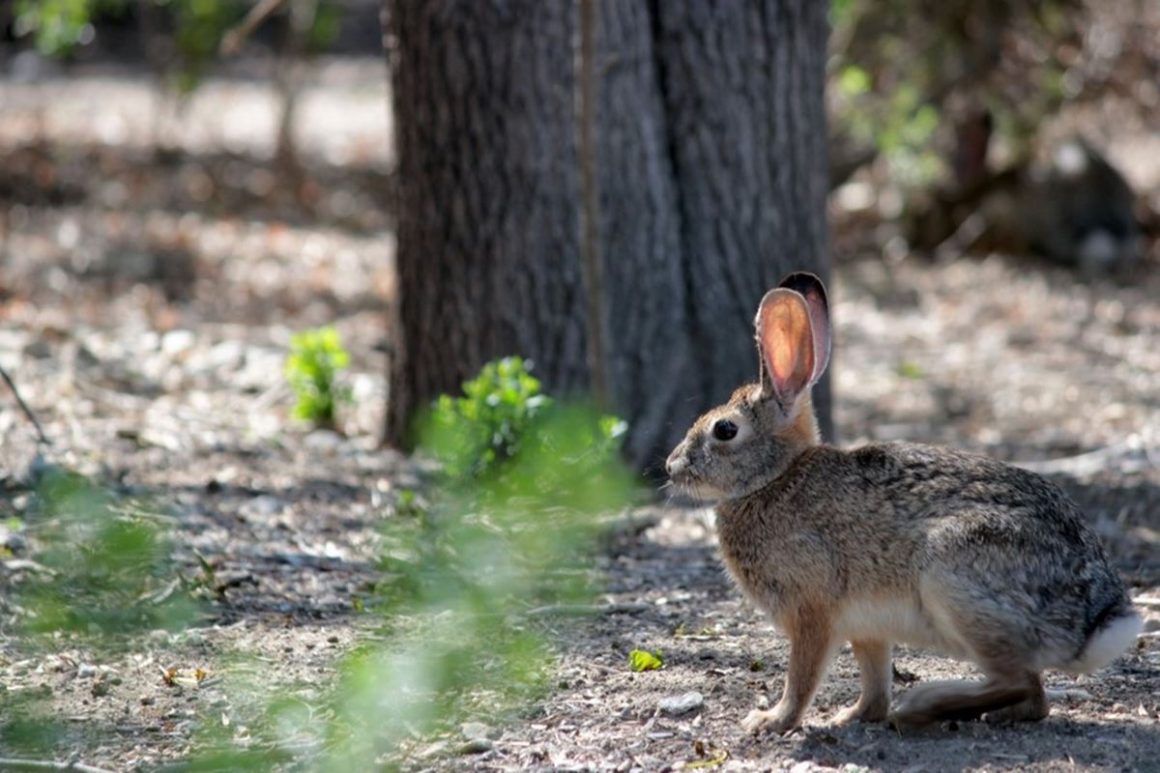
[0,359,634,767]
[194,359,634,768]
[0,466,202,756]
[14,468,199,638]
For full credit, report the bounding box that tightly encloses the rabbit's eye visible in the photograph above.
[712,420,738,441]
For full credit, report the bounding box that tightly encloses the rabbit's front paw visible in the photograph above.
[741,704,799,735]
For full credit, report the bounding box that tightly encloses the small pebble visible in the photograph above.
[657,691,703,716]
[1047,687,1094,702]
[304,430,343,452]
[461,721,493,741]
[242,494,284,518]
[161,329,195,355]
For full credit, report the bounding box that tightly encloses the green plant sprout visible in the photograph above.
[629,649,664,672]
[423,356,626,480]
[284,326,352,429]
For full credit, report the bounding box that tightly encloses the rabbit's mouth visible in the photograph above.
[667,471,723,504]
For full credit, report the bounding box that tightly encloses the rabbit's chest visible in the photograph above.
[716,525,834,616]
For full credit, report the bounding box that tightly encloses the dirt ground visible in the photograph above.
[1,56,1160,772]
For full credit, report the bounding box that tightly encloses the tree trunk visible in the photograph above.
[383,0,830,473]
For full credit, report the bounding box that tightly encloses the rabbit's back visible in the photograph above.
[848,442,1133,671]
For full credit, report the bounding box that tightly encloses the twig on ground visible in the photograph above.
[0,758,116,773]
[0,362,50,447]
[525,602,651,618]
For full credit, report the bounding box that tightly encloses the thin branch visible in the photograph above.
[220,0,286,56]
[0,361,50,446]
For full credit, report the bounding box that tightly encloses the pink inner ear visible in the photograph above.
[776,273,831,382]
[758,290,815,402]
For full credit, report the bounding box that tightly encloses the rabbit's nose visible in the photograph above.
[665,449,687,478]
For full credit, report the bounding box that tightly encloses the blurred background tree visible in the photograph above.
[382,0,832,473]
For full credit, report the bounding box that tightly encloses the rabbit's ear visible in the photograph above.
[777,272,831,384]
[755,288,816,405]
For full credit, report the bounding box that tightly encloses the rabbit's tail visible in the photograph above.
[1066,601,1141,674]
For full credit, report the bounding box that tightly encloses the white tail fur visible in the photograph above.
[1066,612,1142,674]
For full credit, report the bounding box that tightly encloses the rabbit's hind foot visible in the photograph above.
[982,673,1049,724]
[889,674,1037,728]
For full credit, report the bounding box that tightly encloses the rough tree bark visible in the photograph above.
[383,0,830,473]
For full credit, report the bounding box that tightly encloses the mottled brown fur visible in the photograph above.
[666,273,1141,736]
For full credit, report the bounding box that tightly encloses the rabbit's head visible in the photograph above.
[666,272,831,502]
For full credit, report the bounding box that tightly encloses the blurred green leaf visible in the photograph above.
[829,0,858,26]
[838,65,871,96]
[897,361,925,379]
[14,0,94,57]
[629,649,664,672]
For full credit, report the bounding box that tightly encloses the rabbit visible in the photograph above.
[665,272,1141,735]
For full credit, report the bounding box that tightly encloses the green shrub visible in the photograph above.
[423,356,625,480]
[285,326,352,428]
[829,0,1086,191]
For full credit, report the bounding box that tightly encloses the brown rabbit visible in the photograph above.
[665,272,1141,735]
